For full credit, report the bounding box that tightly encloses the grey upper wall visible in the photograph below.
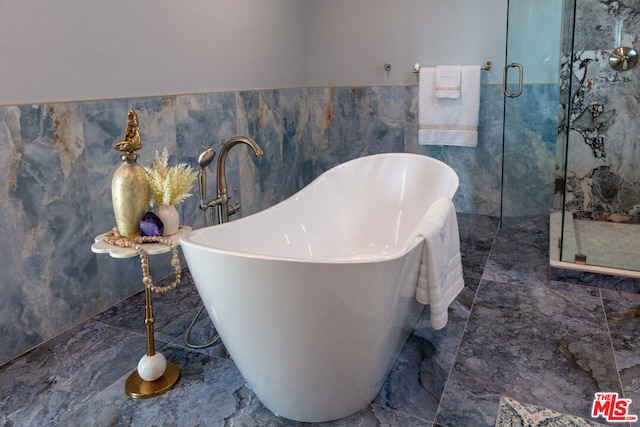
[0,0,310,105]
[306,0,507,87]
[0,0,508,106]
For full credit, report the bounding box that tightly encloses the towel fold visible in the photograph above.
[419,65,481,147]
[412,198,464,330]
[435,65,461,99]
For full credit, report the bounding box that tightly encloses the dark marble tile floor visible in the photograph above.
[1,214,639,426]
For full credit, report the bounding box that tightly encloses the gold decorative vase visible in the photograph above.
[111,109,150,238]
[112,153,150,237]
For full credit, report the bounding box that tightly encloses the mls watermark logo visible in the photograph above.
[591,392,638,422]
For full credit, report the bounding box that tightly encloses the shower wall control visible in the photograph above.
[609,47,638,71]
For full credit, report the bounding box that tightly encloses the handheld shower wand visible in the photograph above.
[186,147,220,350]
[197,148,216,226]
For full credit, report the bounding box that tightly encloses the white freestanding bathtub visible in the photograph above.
[180,153,459,422]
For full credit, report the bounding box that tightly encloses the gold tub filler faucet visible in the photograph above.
[184,136,264,348]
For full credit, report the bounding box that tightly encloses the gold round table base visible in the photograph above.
[125,362,181,399]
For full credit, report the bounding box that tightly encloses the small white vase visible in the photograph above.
[156,204,180,236]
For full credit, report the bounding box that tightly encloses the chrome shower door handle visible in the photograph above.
[503,63,523,98]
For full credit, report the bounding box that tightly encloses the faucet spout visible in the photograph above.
[216,136,263,224]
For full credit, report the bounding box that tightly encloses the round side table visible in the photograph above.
[91,225,192,399]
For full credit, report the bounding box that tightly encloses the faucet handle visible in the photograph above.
[227,187,241,217]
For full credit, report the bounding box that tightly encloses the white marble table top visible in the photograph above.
[91,226,192,259]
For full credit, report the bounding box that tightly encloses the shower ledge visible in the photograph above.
[549,211,640,279]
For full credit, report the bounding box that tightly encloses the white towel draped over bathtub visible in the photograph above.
[411,197,464,330]
[418,65,481,147]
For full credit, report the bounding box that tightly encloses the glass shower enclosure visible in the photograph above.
[502,0,640,276]
[501,0,564,226]
[558,0,640,275]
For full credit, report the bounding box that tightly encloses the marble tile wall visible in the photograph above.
[0,80,560,366]
[564,0,640,221]
[502,83,560,223]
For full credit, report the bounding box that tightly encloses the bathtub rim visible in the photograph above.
[181,230,420,264]
[181,152,458,264]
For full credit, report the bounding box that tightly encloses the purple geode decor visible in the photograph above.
[140,211,164,237]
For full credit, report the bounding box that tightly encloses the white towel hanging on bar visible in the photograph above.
[418,65,481,147]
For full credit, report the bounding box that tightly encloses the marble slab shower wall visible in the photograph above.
[0,83,508,366]
[564,0,640,221]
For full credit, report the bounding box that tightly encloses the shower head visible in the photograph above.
[198,148,216,170]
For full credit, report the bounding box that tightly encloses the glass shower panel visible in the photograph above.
[560,0,640,272]
[501,0,564,226]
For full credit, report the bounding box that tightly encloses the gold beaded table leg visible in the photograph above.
[91,226,192,399]
[125,284,180,398]
[144,282,156,357]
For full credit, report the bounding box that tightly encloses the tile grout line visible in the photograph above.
[431,276,482,427]
[598,288,627,403]
[51,324,237,427]
[431,218,502,426]
[368,403,434,425]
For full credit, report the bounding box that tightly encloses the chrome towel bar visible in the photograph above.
[412,60,492,73]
